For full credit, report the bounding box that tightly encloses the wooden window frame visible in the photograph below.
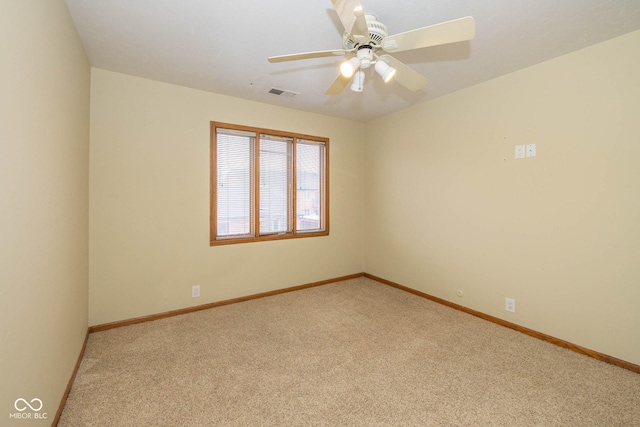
[210,122,329,246]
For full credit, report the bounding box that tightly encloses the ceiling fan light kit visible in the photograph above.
[268,1,476,95]
[340,57,361,78]
[351,70,365,92]
[374,60,396,82]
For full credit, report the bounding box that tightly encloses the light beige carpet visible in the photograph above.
[59,277,640,426]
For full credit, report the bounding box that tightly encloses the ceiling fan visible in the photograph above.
[268,0,475,94]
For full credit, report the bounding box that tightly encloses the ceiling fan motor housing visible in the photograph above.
[342,15,388,49]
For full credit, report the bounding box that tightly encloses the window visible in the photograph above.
[211,122,329,245]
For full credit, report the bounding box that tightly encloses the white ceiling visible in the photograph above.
[65,0,640,122]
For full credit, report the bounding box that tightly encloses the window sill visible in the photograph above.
[210,230,329,246]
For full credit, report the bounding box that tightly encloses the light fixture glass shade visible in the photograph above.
[375,60,397,83]
[340,57,360,78]
[350,70,365,92]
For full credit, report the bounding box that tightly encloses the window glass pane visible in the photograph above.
[216,129,254,238]
[296,140,323,232]
[259,135,292,235]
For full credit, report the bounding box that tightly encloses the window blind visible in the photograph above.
[215,128,254,238]
[296,140,324,232]
[259,134,293,235]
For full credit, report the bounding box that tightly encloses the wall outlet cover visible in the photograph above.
[526,143,536,157]
[505,297,515,313]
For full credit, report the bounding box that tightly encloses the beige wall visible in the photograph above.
[364,30,640,365]
[89,69,365,326]
[0,0,90,423]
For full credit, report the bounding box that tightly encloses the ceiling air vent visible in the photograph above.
[268,87,299,97]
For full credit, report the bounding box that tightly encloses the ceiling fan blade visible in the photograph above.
[381,16,475,53]
[379,55,429,91]
[325,73,352,95]
[330,0,362,35]
[353,6,369,41]
[268,49,348,63]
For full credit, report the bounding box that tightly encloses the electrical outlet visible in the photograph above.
[505,297,515,313]
[515,145,525,159]
[192,285,200,298]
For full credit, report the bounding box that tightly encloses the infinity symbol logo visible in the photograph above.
[14,398,43,412]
